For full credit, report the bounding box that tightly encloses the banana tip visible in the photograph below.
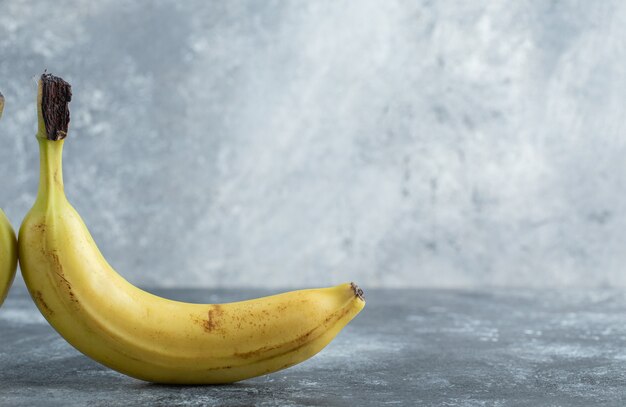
[350,282,365,301]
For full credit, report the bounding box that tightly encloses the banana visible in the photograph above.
[0,91,19,307]
[0,209,17,307]
[19,74,365,384]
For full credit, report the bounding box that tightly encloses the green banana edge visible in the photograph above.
[0,90,19,307]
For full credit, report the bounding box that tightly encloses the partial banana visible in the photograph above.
[19,74,365,384]
[0,91,18,307]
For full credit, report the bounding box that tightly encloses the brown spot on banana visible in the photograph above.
[34,290,54,317]
[41,250,78,307]
[206,304,224,332]
[192,304,225,333]
[46,250,71,290]
[67,289,79,305]
[31,223,46,233]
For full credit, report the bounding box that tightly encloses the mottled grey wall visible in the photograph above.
[1,1,625,288]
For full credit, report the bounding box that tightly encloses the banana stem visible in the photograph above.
[0,91,4,120]
[33,73,71,209]
[35,138,66,209]
[37,73,72,141]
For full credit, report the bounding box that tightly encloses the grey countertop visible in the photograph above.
[2,286,626,406]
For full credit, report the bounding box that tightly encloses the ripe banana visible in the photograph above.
[19,74,365,384]
[0,91,18,307]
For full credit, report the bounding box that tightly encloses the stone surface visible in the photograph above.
[3,1,626,289]
[2,287,626,406]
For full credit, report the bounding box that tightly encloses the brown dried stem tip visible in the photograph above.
[351,282,365,301]
[40,73,72,141]
[0,91,4,119]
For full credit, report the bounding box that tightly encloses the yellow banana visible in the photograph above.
[19,74,365,384]
[0,91,18,307]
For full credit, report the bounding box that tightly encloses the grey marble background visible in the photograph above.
[0,1,624,289]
